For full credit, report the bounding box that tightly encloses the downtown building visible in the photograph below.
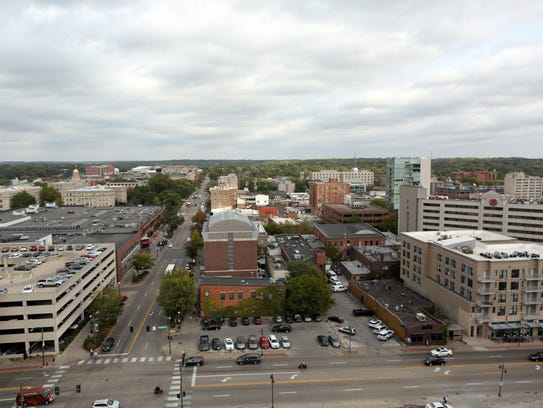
[400,230,543,339]
[386,157,432,211]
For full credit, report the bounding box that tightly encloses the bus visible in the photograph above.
[165,264,176,275]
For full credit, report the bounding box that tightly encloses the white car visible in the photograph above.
[368,319,383,329]
[280,336,291,349]
[268,334,280,349]
[168,243,173,248]
[430,347,453,357]
[376,330,394,341]
[331,284,347,292]
[92,399,120,408]
[22,284,33,293]
[224,338,235,351]
[372,324,388,334]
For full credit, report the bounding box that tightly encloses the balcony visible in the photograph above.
[476,300,493,308]
[477,286,495,296]
[477,314,492,323]
[525,286,543,293]
[525,274,543,281]
[522,312,540,320]
[523,296,542,305]
[477,275,496,283]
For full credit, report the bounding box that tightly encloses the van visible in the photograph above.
[326,270,337,279]
[16,387,56,405]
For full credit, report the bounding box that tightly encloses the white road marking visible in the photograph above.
[273,363,289,366]
[216,365,234,369]
[222,377,232,383]
[191,367,198,387]
[466,382,483,386]
[213,394,231,397]
[488,355,503,358]
[515,380,534,384]
[403,386,421,389]
[344,388,363,391]
[279,391,297,394]
[386,359,402,362]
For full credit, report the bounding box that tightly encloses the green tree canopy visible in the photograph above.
[324,244,341,263]
[156,269,196,319]
[10,191,36,208]
[88,287,123,328]
[131,253,155,275]
[37,183,62,205]
[370,198,388,208]
[377,212,398,234]
[287,260,323,279]
[286,274,334,315]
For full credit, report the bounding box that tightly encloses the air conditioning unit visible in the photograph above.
[416,312,427,322]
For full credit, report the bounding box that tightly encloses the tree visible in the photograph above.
[287,260,323,278]
[131,253,155,277]
[37,183,62,205]
[377,212,398,234]
[87,287,123,329]
[157,269,196,319]
[191,210,207,230]
[10,191,36,208]
[186,229,203,259]
[324,244,341,263]
[370,198,388,208]
[286,274,334,315]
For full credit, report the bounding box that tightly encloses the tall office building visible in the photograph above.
[386,157,431,210]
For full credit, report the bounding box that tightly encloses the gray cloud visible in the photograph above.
[1,0,543,161]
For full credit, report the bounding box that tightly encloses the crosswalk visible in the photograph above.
[78,355,174,365]
[164,359,191,408]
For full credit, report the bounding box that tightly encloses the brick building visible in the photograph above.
[309,178,350,216]
[313,223,385,257]
[320,203,389,226]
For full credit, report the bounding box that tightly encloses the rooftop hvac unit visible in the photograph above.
[416,312,427,322]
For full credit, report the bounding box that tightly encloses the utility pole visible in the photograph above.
[168,317,172,355]
[498,364,507,397]
[41,328,45,367]
[270,373,275,408]
[179,351,185,408]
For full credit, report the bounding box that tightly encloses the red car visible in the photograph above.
[259,335,270,349]
[254,316,262,325]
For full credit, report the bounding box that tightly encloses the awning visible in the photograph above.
[490,322,521,330]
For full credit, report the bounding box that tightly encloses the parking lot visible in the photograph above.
[182,279,402,360]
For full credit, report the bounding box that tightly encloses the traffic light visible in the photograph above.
[130,325,133,333]
[75,384,81,393]
[54,386,60,395]
[146,325,150,332]
[176,392,185,398]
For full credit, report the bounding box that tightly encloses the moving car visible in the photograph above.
[430,347,453,357]
[424,356,446,366]
[185,356,204,367]
[224,337,235,351]
[236,353,262,365]
[268,334,280,349]
[272,323,292,333]
[16,387,55,406]
[199,335,210,352]
[92,399,120,408]
[101,337,115,352]
[327,316,344,323]
[317,335,329,346]
[528,351,543,361]
[338,326,356,335]
[328,334,341,348]
[281,336,291,349]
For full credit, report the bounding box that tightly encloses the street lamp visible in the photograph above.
[270,373,275,408]
[168,317,172,355]
[117,282,121,296]
[498,364,507,397]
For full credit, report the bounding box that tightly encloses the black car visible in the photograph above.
[185,356,204,367]
[101,337,115,352]
[284,315,294,324]
[241,317,250,326]
[235,336,246,350]
[236,353,262,365]
[312,313,323,322]
[202,322,221,331]
[229,317,238,327]
[272,323,292,333]
[529,351,543,361]
[424,356,446,366]
[317,335,329,346]
[327,316,344,323]
[211,337,222,350]
[199,335,210,352]
[353,308,374,317]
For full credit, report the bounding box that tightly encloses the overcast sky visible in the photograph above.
[1,1,543,162]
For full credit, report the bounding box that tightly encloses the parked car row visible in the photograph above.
[199,334,291,352]
[317,334,341,348]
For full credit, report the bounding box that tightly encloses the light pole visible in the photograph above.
[168,317,172,355]
[498,364,507,397]
[270,373,275,408]
[179,351,185,408]
[117,282,121,297]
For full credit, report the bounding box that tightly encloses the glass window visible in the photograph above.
[229,292,234,300]
[220,292,225,301]
[509,305,518,315]
[498,282,507,290]
[510,281,519,290]
[238,291,243,300]
[497,306,505,316]
[511,293,518,302]
[497,294,506,302]
[511,269,520,278]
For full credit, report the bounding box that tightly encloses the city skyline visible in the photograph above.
[1,1,543,161]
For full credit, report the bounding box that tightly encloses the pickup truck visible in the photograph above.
[37,278,62,288]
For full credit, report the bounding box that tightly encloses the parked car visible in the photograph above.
[273,315,283,323]
[247,334,258,350]
[280,336,291,349]
[37,278,62,288]
[272,323,292,333]
[368,319,383,329]
[199,335,210,351]
[424,356,446,366]
[235,336,246,350]
[268,334,280,349]
[317,335,329,346]
[259,335,270,349]
[328,334,341,348]
[430,347,453,357]
[241,317,250,325]
[185,356,204,367]
[331,284,347,292]
[327,316,344,323]
[22,284,33,293]
[224,337,235,351]
[338,326,356,335]
[229,317,238,327]
[101,337,115,352]
[529,351,543,361]
[353,308,374,316]
[202,322,221,331]
[236,353,262,365]
[372,324,389,334]
[211,337,222,350]
[312,313,323,322]
[253,316,263,325]
[376,330,394,341]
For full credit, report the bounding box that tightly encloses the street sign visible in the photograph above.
[157,325,168,329]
